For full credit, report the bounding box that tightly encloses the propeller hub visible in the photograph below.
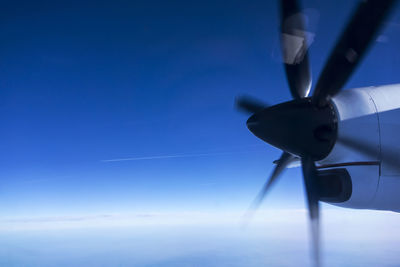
[247,98,337,160]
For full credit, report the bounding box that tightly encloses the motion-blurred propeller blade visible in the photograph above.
[235,96,268,114]
[301,156,320,267]
[312,0,396,106]
[338,136,400,172]
[280,0,312,99]
[250,152,294,210]
[242,152,294,226]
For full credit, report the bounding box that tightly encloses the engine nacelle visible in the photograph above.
[318,85,400,212]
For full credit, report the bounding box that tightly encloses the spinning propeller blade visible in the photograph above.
[280,0,312,99]
[250,152,294,210]
[235,96,268,114]
[301,157,321,267]
[312,0,396,106]
[338,136,400,173]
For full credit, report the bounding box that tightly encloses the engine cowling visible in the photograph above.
[317,87,380,209]
[318,85,400,212]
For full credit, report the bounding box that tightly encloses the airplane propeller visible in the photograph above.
[236,0,396,266]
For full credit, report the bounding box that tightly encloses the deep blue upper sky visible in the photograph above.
[1,0,400,217]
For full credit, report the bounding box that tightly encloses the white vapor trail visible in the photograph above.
[101,151,259,162]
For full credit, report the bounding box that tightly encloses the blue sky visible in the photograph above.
[2,0,400,265]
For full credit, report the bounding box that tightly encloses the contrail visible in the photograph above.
[101,151,257,162]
